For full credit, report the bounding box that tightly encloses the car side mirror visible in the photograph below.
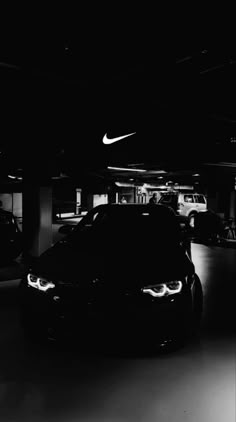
[58,225,75,235]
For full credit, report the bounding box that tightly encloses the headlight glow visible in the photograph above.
[27,273,55,292]
[142,280,183,297]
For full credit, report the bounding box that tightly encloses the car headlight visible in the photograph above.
[141,280,183,297]
[27,273,55,292]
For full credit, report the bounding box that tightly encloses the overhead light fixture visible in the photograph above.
[51,173,69,180]
[158,176,164,179]
[115,182,135,187]
[205,162,236,168]
[108,166,146,172]
[128,163,144,167]
[159,185,169,189]
[146,170,167,174]
[193,173,200,176]
[142,183,163,188]
[8,175,22,180]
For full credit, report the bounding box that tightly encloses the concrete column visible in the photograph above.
[23,183,52,259]
[87,194,94,211]
[133,187,136,203]
[206,193,218,213]
[229,190,236,219]
[108,191,116,204]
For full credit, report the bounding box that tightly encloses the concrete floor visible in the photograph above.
[0,243,235,422]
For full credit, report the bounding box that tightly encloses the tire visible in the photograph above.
[188,212,197,228]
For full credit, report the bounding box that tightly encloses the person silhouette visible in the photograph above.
[149,193,157,204]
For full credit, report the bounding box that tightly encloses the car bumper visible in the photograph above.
[20,282,193,345]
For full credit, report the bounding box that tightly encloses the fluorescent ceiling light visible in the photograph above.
[115,182,135,187]
[146,170,167,174]
[108,166,146,172]
[205,162,236,168]
[8,175,22,180]
[127,163,144,167]
[143,183,164,188]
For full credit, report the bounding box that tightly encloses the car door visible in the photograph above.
[182,194,196,216]
[194,194,207,212]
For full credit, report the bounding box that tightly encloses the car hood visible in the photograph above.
[31,238,194,289]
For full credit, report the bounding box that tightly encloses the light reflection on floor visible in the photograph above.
[0,243,235,422]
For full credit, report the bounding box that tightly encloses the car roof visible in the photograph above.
[92,202,168,208]
[161,191,203,195]
[90,203,177,215]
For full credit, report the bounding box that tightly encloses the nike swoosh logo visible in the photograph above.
[102,132,136,144]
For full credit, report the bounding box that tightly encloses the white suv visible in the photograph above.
[158,192,207,226]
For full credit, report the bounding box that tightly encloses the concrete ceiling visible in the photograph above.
[1,30,236,185]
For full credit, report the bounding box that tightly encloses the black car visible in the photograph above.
[19,204,203,350]
[0,208,23,266]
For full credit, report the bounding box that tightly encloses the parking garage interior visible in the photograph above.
[0,24,236,422]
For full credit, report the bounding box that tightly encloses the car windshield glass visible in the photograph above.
[184,195,194,203]
[195,195,205,204]
[70,206,181,247]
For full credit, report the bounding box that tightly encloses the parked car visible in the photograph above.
[193,210,224,243]
[0,208,23,266]
[158,191,207,226]
[19,204,203,351]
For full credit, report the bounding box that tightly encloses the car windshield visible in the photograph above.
[70,205,181,247]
